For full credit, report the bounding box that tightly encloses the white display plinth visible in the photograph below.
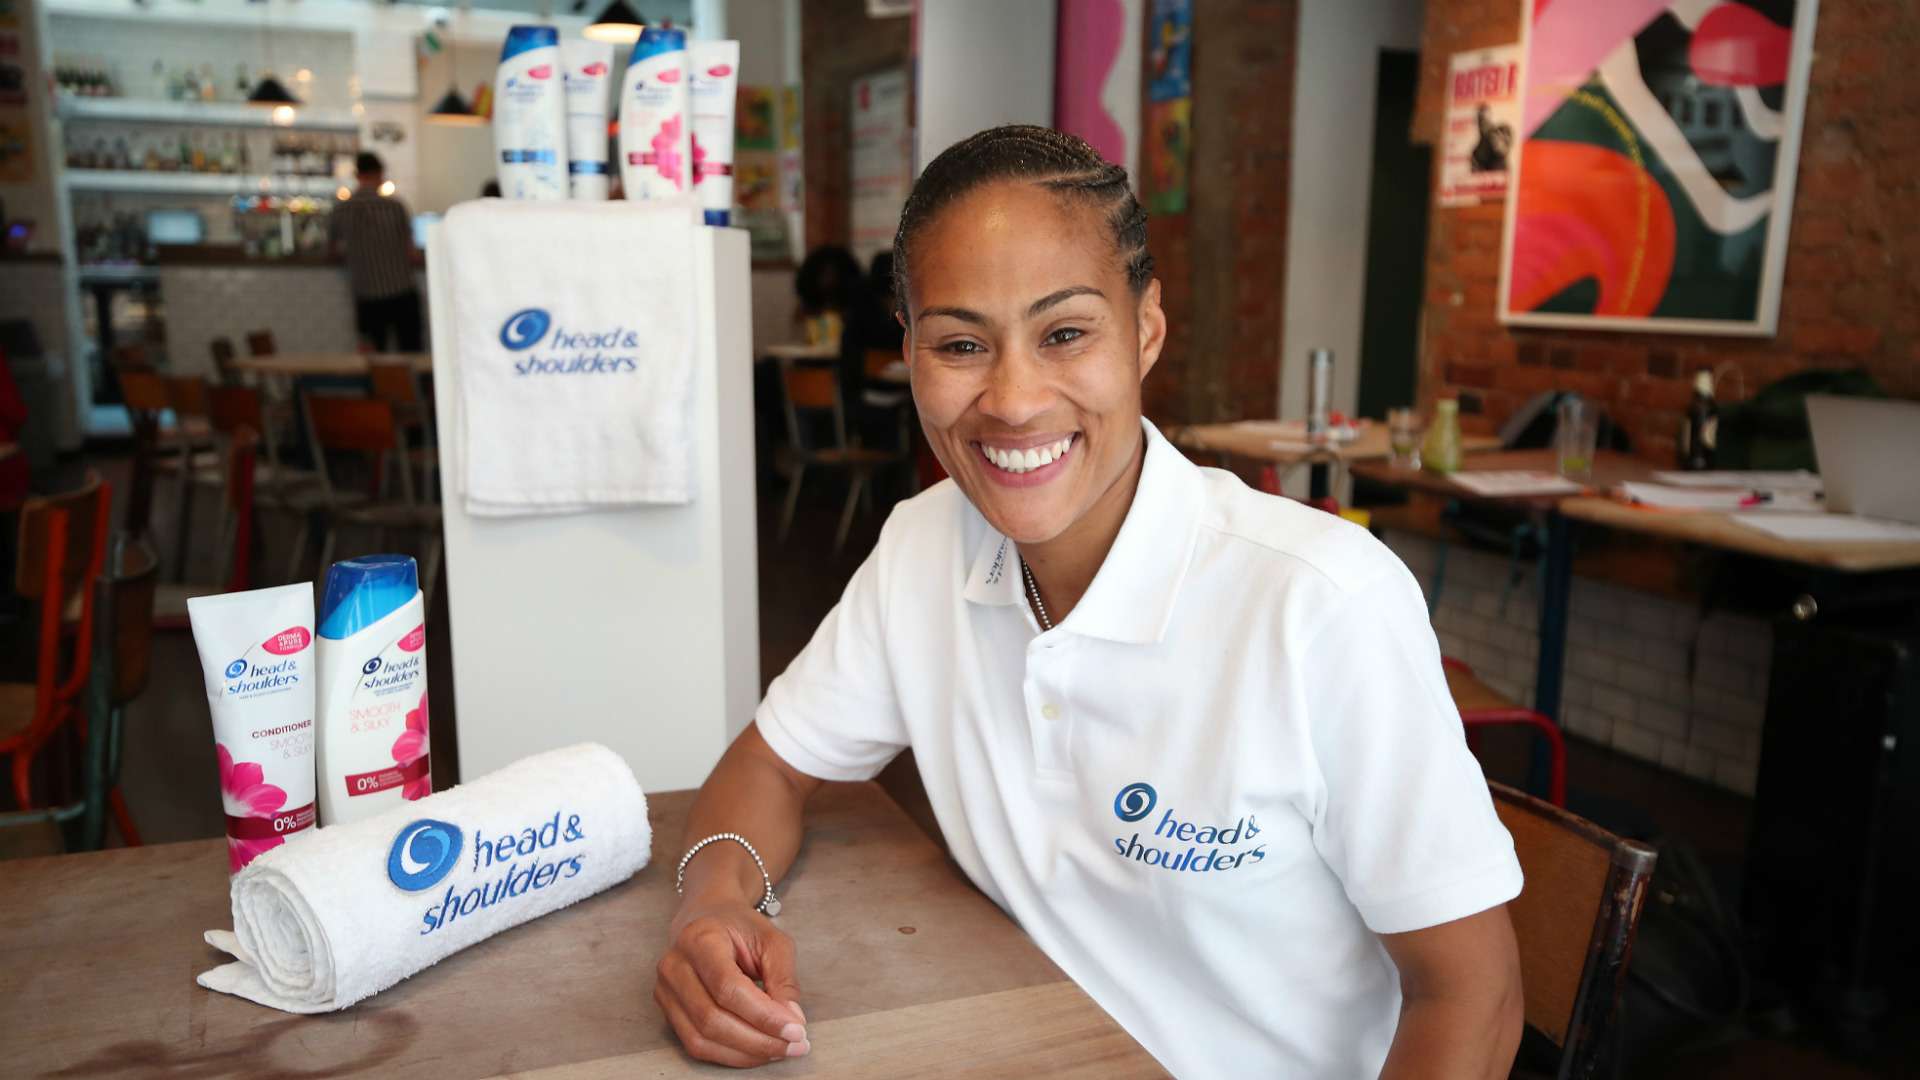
[427,224,759,793]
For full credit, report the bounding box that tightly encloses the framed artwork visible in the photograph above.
[1499,0,1819,335]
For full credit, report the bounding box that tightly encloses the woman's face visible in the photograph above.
[903,180,1165,546]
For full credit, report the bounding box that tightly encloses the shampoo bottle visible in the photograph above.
[688,40,740,224]
[561,38,615,200]
[314,555,430,826]
[618,27,692,201]
[493,25,568,201]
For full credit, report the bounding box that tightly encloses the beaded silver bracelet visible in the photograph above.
[676,832,782,917]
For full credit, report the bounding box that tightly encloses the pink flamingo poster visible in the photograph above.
[1498,0,1819,335]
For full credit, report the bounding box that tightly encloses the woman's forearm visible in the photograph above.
[674,726,819,913]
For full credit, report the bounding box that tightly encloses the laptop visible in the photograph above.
[1806,395,1920,525]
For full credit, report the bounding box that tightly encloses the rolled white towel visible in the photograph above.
[198,742,650,1013]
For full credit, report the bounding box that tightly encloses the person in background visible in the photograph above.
[328,152,423,353]
[655,125,1524,1077]
[792,246,892,446]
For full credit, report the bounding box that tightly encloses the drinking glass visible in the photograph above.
[1387,408,1422,469]
[1556,396,1598,483]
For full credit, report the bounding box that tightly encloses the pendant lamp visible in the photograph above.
[585,0,646,44]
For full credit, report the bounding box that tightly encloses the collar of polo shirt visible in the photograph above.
[961,420,1205,645]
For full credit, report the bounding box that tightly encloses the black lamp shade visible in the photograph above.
[427,86,483,124]
[585,0,646,43]
[246,74,302,106]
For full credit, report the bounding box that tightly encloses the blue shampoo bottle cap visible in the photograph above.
[319,555,419,640]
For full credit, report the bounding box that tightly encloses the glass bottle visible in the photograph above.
[1421,399,1464,475]
[200,63,218,102]
[236,64,251,100]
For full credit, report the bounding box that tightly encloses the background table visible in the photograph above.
[1170,419,1500,467]
[1558,496,1920,573]
[0,784,1163,1079]
[231,351,432,378]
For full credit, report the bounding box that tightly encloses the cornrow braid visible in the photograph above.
[891,124,1154,322]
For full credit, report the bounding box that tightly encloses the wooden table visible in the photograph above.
[0,784,1162,1079]
[1557,496,1920,574]
[763,342,838,362]
[230,351,432,378]
[1171,419,1501,467]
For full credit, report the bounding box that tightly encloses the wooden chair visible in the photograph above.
[155,427,259,629]
[209,384,338,583]
[0,534,157,854]
[303,393,441,603]
[1446,657,1568,807]
[0,472,111,812]
[208,336,240,386]
[85,535,158,848]
[776,358,906,552]
[1491,781,1658,1080]
[368,360,438,502]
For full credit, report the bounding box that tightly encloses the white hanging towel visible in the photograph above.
[442,200,701,515]
[198,742,651,1013]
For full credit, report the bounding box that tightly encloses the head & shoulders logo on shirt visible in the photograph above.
[1113,782,1157,822]
[1111,782,1265,875]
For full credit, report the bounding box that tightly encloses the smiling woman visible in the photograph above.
[889,126,1165,619]
[658,126,1525,1079]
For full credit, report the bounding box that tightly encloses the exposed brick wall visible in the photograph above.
[1415,0,1920,461]
[800,0,913,251]
[1141,0,1297,426]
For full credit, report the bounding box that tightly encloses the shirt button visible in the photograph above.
[1041,704,1060,720]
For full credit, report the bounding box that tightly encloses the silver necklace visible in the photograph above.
[1021,558,1053,631]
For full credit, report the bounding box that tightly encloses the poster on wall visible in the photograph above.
[1055,0,1142,188]
[849,67,910,265]
[0,108,32,182]
[1144,0,1192,214]
[1439,44,1520,207]
[0,30,27,107]
[1500,0,1819,336]
[737,86,777,151]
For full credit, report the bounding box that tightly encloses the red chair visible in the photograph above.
[1444,656,1567,807]
[0,472,111,810]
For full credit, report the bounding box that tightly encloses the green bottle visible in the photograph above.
[1421,399,1464,475]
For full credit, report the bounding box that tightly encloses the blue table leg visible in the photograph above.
[1531,509,1574,794]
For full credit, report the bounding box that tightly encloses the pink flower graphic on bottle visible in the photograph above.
[390,691,431,801]
[219,743,289,872]
[649,115,685,188]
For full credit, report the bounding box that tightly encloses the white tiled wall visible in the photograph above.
[1382,529,1772,796]
[159,264,363,375]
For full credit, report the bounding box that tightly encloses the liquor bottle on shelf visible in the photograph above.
[236,64,250,101]
[152,60,169,100]
[238,132,252,174]
[191,133,208,173]
[178,131,192,170]
[200,64,218,102]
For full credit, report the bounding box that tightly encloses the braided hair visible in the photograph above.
[890,125,1153,323]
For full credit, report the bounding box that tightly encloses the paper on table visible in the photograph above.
[1620,482,1823,513]
[1649,469,1823,493]
[1450,471,1583,497]
[1731,513,1920,543]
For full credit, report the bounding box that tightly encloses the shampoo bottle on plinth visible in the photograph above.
[314,555,430,826]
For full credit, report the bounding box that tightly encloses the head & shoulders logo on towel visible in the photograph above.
[409,809,592,935]
[388,818,464,891]
[1110,782,1267,876]
[497,307,643,377]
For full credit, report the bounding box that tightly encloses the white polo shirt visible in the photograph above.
[756,422,1522,1078]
